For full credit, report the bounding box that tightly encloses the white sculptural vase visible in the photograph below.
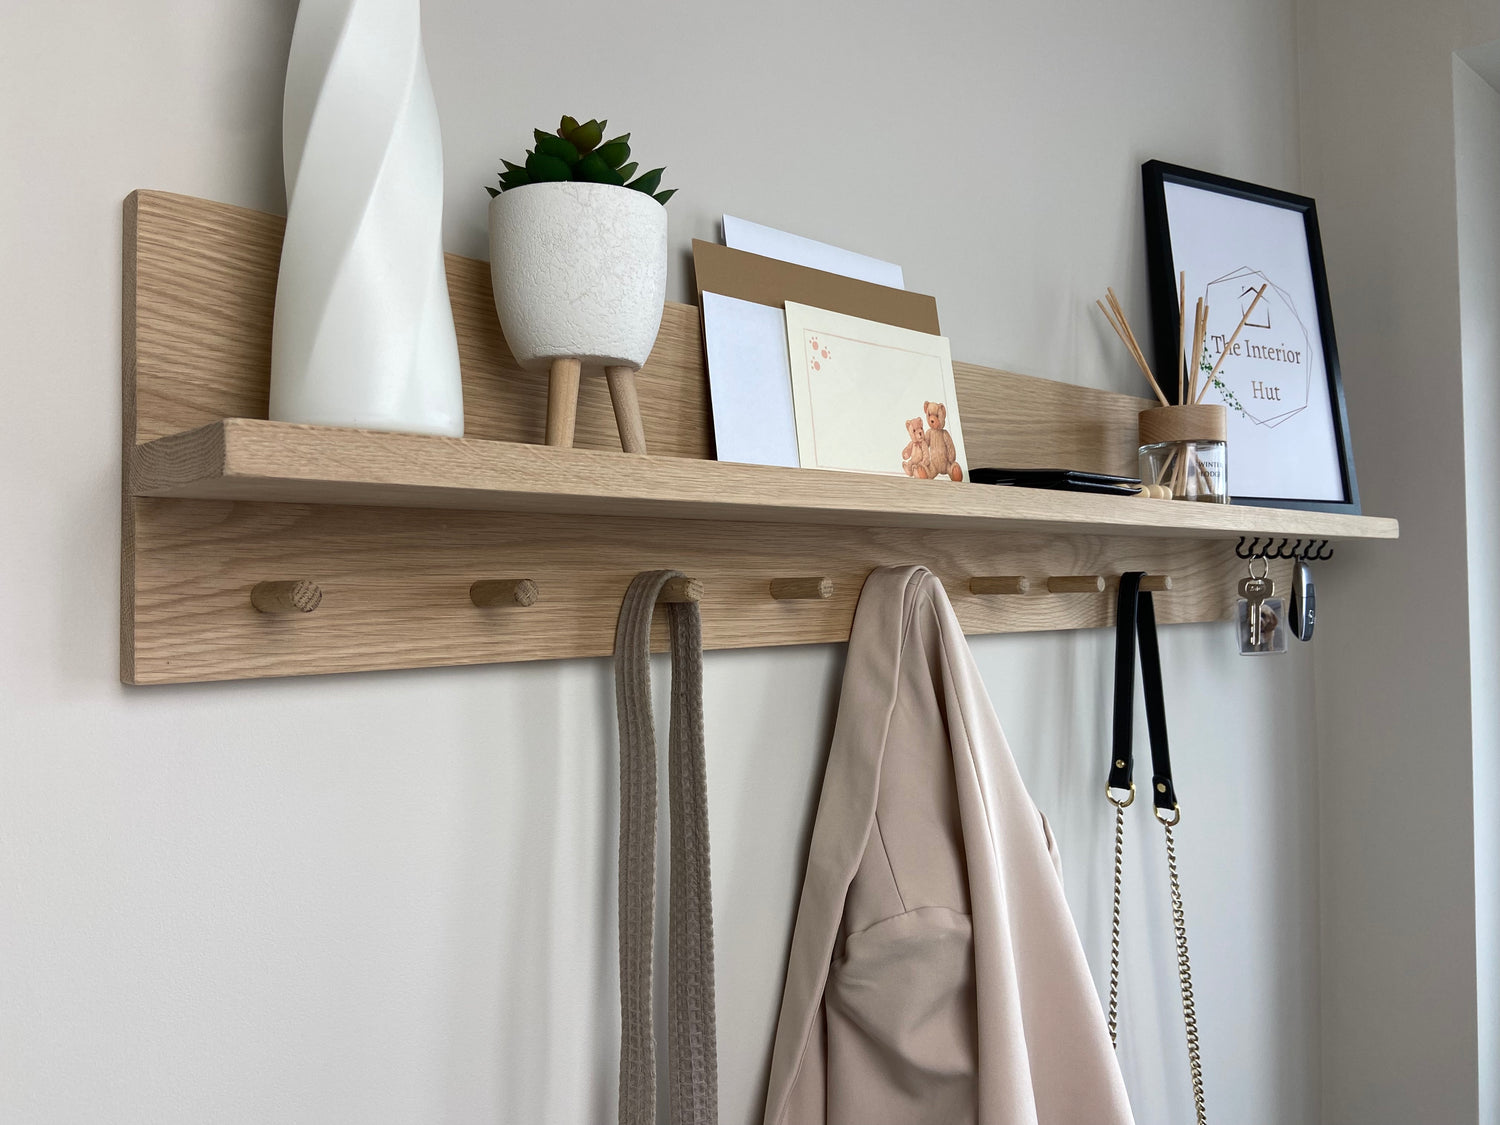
[488,182,668,452]
[269,0,465,437]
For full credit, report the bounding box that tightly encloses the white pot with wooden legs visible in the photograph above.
[488,181,666,452]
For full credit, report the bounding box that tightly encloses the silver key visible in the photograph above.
[1239,573,1274,646]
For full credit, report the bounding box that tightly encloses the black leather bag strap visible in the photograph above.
[1108,571,1178,815]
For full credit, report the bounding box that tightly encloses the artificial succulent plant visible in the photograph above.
[486,116,675,205]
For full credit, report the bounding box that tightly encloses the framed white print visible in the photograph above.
[1142,160,1360,513]
[782,302,967,480]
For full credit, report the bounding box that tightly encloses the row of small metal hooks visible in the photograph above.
[1235,537,1333,562]
[248,572,1176,615]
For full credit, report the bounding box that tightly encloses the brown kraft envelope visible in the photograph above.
[691,239,941,335]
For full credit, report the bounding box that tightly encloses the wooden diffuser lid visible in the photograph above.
[1138,404,1227,445]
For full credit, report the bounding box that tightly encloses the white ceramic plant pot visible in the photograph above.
[269,0,465,438]
[488,181,669,371]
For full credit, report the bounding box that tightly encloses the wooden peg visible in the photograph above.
[545,357,582,447]
[657,576,703,604]
[771,576,834,601]
[251,579,322,614]
[1105,575,1175,593]
[470,579,539,608]
[604,365,648,454]
[969,576,1031,596]
[1047,575,1107,594]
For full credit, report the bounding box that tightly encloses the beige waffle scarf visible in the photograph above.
[614,571,718,1125]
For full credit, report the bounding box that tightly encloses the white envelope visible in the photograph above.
[701,291,800,468]
[722,215,905,289]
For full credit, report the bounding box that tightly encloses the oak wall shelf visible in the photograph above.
[121,190,1398,685]
[132,417,1397,541]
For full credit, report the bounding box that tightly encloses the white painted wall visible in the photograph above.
[1298,2,1500,1122]
[1455,45,1500,1125]
[2,2,1325,1122]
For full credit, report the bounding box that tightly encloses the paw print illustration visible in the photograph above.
[808,334,832,373]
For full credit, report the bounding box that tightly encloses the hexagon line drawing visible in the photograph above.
[1203,266,1313,429]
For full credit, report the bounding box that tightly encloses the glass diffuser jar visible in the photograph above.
[1138,405,1228,503]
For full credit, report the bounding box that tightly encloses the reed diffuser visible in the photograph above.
[1097,275,1267,503]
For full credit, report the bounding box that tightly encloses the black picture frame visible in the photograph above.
[1141,160,1360,514]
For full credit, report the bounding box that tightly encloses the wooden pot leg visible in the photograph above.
[546,357,582,447]
[604,365,648,454]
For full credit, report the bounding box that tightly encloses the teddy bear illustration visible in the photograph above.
[922,401,963,481]
[901,417,928,477]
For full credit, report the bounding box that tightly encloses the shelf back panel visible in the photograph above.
[124,190,1149,471]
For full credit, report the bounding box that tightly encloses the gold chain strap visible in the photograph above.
[1105,791,1208,1124]
[1108,801,1125,1047]
[1163,820,1206,1125]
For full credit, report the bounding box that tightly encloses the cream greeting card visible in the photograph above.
[783,302,966,480]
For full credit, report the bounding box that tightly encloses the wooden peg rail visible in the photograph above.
[119,190,1398,684]
[242,570,1171,618]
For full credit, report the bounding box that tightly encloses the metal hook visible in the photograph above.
[1317,540,1334,561]
[1236,536,1261,559]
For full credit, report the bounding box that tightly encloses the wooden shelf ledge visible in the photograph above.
[133,418,1400,542]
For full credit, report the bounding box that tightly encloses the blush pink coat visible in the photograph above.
[762,567,1134,1125]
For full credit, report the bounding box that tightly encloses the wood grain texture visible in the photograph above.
[131,418,1401,541]
[127,497,1285,684]
[125,189,1146,469]
[121,190,1399,683]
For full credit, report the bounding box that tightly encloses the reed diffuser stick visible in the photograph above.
[1097,297,1170,406]
[1177,271,1187,404]
[1196,283,1269,404]
[1189,298,1206,404]
[1106,289,1171,405]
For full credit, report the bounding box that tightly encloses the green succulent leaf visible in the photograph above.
[575,152,625,185]
[569,120,603,154]
[596,139,631,169]
[532,133,580,164]
[491,121,668,202]
[627,167,664,195]
[525,150,573,182]
[485,185,500,198]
